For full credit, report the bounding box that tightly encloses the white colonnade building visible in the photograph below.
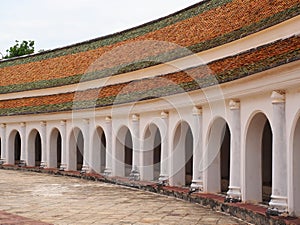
[1,0,300,217]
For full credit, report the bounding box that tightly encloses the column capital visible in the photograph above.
[271,90,285,104]
[161,111,169,119]
[192,106,202,115]
[105,116,112,123]
[132,114,140,122]
[40,121,47,127]
[20,122,26,127]
[60,120,66,126]
[0,123,6,128]
[229,99,240,110]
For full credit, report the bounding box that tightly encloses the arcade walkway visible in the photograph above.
[0,170,247,225]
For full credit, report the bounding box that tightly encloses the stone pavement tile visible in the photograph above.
[0,170,249,225]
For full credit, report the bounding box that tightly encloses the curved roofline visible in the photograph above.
[0,0,207,63]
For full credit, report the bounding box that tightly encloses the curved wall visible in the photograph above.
[1,0,300,216]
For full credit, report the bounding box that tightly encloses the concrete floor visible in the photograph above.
[0,170,248,225]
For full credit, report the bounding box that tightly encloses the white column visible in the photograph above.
[159,111,169,183]
[191,107,203,191]
[20,122,26,166]
[269,91,288,213]
[81,119,90,173]
[104,116,112,176]
[0,123,6,164]
[226,100,242,201]
[129,114,140,180]
[59,120,67,171]
[40,121,47,168]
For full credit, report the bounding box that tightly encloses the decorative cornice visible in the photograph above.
[0,123,6,128]
[40,121,46,127]
[20,122,26,127]
[229,99,240,110]
[60,120,66,126]
[271,90,285,104]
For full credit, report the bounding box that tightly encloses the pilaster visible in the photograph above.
[129,114,140,181]
[0,123,6,164]
[40,121,47,168]
[19,122,26,166]
[159,111,169,184]
[226,100,242,202]
[190,106,203,191]
[268,91,288,215]
[81,119,90,173]
[104,116,112,176]
[59,120,67,171]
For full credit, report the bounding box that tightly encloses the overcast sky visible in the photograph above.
[0,0,201,56]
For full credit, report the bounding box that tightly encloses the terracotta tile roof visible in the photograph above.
[0,35,299,116]
[0,0,299,94]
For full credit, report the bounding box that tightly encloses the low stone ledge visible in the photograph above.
[1,165,300,225]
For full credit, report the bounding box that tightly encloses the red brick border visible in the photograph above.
[0,210,51,225]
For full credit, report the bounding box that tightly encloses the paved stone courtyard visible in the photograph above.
[0,170,248,225]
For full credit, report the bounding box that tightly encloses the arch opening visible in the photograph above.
[115,127,133,177]
[7,130,21,165]
[91,127,106,173]
[15,132,21,165]
[221,124,230,193]
[28,130,42,167]
[171,122,193,187]
[69,128,84,171]
[49,129,62,168]
[205,118,230,193]
[245,113,272,204]
[143,124,162,181]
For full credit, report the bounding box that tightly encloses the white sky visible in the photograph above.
[0,0,201,56]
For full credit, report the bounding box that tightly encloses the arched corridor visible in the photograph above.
[0,0,299,218]
[69,128,84,171]
[171,122,193,187]
[220,124,230,193]
[91,127,106,173]
[205,118,230,193]
[27,130,42,167]
[115,127,133,177]
[245,113,272,203]
[49,128,62,168]
[142,124,162,181]
[7,131,21,165]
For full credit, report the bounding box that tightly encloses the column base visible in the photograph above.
[0,159,5,165]
[225,186,242,203]
[158,174,169,185]
[129,168,140,181]
[40,161,47,168]
[190,180,203,192]
[267,195,288,216]
[103,168,112,176]
[81,165,90,174]
[59,164,67,171]
[18,160,26,167]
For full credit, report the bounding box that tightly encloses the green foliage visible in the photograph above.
[4,40,35,59]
